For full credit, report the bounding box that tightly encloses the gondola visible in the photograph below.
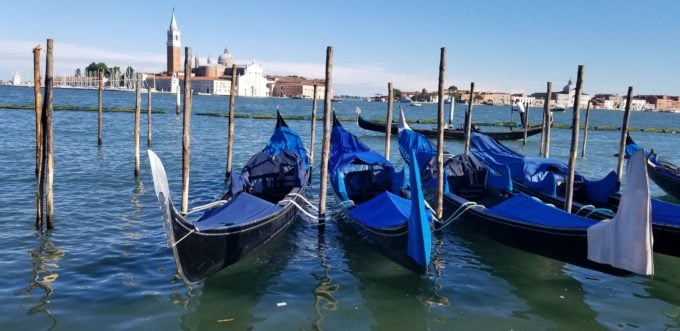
[356,108,543,141]
[626,134,680,199]
[329,113,433,274]
[469,132,680,257]
[148,111,311,283]
[397,110,653,275]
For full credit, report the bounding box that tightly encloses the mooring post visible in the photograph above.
[384,82,394,160]
[463,82,475,155]
[134,73,142,178]
[181,47,192,215]
[543,82,553,158]
[436,48,446,219]
[98,70,103,146]
[226,64,236,179]
[317,46,333,229]
[616,86,634,184]
[309,84,318,166]
[523,101,530,145]
[565,65,584,213]
[581,100,591,158]
[33,44,43,228]
[147,84,152,147]
[43,39,55,228]
[176,83,181,115]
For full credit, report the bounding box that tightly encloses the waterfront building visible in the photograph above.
[271,77,326,99]
[238,60,268,97]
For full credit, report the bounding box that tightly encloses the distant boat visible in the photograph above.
[399,96,412,103]
[356,108,543,141]
[551,107,566,112]
[331,97,343,103]
[409,102,422,107]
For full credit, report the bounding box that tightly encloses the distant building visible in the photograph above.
[271,77,326,99]
[167,9,181,74]
[636,95,680,112]
[10,71,21,85]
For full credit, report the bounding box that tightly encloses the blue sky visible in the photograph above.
[2,0,679,96]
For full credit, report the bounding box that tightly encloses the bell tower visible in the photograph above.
[166,9,181,74]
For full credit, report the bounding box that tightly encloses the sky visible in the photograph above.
[1,0,679,97]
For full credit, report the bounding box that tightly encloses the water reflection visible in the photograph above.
[311,231,339,331]
[457,225,602,329]
[22,230,64,329]
[337,228,434,330]
[177,223,299,330]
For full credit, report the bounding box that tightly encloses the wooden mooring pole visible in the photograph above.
[317,46,333,229]
[309,84,318,166]
[181,47,193,215]
[176,82,181,115]
[581,100,591,158]
[98,70,103,146]
[616,86,634,184]
[43,39,55,228]
[436,47,446,219]
[134,73,142,177]
[33,44,43,228]
[147,85,152,147]
[565,65,584,213]
[463,82,475,155]
[522,102,530,145]
[226,64,237,179]
[542,82,553,157]
[384,82,394,161]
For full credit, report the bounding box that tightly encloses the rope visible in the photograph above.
[186,200,229,215]
[286,193,319,211]
[436,201,485,231]
[172,228,196,247]
[279,199,319,221]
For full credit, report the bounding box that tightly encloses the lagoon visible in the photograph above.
[1,86,679,330]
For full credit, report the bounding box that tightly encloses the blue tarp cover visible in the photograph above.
[330,120,391,174]
[195,192,283,231]
[348,191,411,228]
[651,198,680,227]
[485,193,597,229]
[264,125,310,169]
[470,132,618,204]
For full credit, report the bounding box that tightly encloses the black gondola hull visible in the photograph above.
[441,192,629,275]
[167,185,307,284]
[649,166,680,200]
[357,113,543,140]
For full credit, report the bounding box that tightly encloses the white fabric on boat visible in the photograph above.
[587,149,654,275]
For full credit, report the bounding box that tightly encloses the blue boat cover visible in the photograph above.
[398,127,512,193]
[348,191,411,228]
[406,150,432,267]
[195,192,283,231]
[485,193,598,229]
[651,198,680,227]
[330,115,404,200]
[470,132,618,204]
[228,112,307,197]
[398,127,436,177]
[264,116,310,169]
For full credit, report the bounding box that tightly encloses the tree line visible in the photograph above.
[74,62,137,87]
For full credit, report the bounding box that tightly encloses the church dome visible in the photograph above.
[562,79,574,93]
[218,48,234,67]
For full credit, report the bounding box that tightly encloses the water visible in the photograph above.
[1,85,679,330]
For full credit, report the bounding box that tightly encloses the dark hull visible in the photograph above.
[513,181,680,258]
[649,165,680,200]
[167,184,308,283]
[340,212,427,275]
[441,192,629,275]
[357,113,543,140]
